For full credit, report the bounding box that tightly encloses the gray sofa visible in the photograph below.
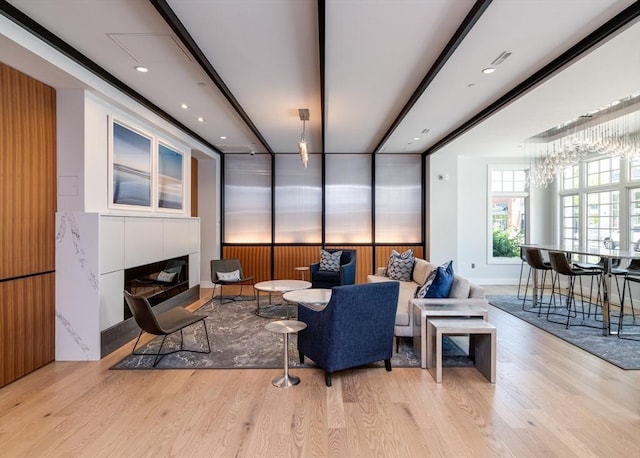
[367,258,488,340]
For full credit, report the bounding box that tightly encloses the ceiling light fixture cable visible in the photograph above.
[298,108,310,168]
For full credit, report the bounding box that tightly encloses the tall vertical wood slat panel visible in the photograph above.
[273,246,322,280]
[222,246,272,283]
[1,64,56,387]
[0,274,55,387]
[191,157,198,217]
[1,64,56,278]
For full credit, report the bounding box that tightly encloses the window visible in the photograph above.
[629,188,640,248]
[489,168,527,261]
[586,190,619,250]
[561,194,580,250]
[563,164,580,190]
[586,156,620,186]
[558,155,632,255]
[630,157,640,181]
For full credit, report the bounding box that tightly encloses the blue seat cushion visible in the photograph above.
[313,270,340,284]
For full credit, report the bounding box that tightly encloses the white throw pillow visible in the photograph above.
[217,269,241,281]
[157,270,177,283]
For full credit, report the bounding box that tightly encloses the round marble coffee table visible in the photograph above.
[253,280,312,318]
[265,319,307,388]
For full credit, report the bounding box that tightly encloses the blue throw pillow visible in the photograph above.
[425,261,454,298]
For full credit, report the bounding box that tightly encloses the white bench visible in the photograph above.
[427,318,496,383]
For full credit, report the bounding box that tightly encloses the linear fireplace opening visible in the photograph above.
[124,255,189,319]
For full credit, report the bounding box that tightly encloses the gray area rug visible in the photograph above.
[111,297,472,370]
[488,295,640,370]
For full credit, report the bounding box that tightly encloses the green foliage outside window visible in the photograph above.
[492,227,522,257]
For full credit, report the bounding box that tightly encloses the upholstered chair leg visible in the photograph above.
[384,359,392,372]
[325,372,332,387]
[299,353,305,364]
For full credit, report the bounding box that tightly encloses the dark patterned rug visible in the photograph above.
[488,295,640,370]
[111,297,472,370]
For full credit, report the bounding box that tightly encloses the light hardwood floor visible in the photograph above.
[0,286,639,457]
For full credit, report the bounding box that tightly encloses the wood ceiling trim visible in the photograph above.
[150,0,274,155]
[0,0,220,154]
[372,0,494,154]
[424,1,640,157]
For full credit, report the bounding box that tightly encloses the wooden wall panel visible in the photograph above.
[1,64,56,387]
[222,246,272,283]
[1,64,56,280]
[375,245,425,270]
[224,245,425,284]
[0,274,55,387]
[273,246,322,280]
[190,157,198,217]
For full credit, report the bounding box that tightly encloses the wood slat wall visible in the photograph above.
[190,157,198,217]
[224,245,380,284]
[1,63,57,387]
[0,274,55,387]
[221,246,272,283]
[273,245,321,280]
[1,64,56,279]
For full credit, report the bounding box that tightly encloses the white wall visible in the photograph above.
[51,71,219,360]
[429,151,554,285]
[198,155,221,287]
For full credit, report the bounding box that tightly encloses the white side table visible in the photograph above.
[428,318,496,383]
[412,301,488,368]
[294,266,310,281]
[266,320,307,388]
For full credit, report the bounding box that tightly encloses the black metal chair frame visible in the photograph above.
[616,260,640,340]
[547,251,604,329]
[521,247,553,316]
[210,259,255,304]
[124,291,211,367]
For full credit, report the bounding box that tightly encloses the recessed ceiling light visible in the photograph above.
[413,137,420,141]
[134,66,148,73]
[197,117,205,122]
[482,67,496,74]
[181,103,189,109]
[219,136,227,140]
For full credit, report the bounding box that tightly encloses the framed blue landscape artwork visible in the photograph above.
[110,120,152,208]
[157,142,184,210]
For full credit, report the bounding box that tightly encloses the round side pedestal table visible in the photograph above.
[265,320,307,388]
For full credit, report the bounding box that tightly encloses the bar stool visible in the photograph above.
[521,247,553,315]
[547,251,604,329]
[617,259,640,339]
[517,246,529,301]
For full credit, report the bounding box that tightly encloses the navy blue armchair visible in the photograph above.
[310,249,357,288]
[297,282,399,386]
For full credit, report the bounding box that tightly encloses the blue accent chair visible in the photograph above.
[309,249,357,288]
[297,281,399,386]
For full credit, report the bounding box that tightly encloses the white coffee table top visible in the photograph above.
[254,279,312,293]
[283,288,332,311]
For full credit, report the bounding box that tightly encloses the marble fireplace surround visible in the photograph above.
[55,212,201,360]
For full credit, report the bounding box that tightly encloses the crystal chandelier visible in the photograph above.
[525,93,640,188]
